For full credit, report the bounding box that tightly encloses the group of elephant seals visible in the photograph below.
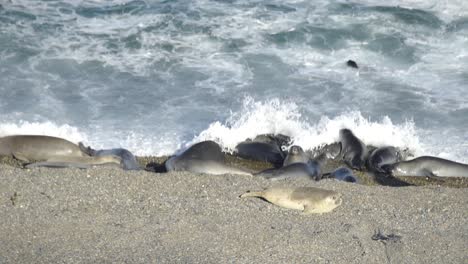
[240,186,342,214]
[383,156,468,178]
[255,145,321,181]
[165,141,252,176]
[0,135,122,168]
[79,143,140,170]
[339,129,367,170]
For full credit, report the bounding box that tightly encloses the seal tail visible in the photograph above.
[239,191,264,198]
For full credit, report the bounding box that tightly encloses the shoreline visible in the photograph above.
[1,154,468,188]
[1,164,467,263]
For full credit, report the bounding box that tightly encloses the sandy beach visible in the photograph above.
[0,163,467,263]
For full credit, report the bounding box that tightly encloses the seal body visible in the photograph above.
[256,145,321,180]
[240,187,342,214]
[367,146,402,173]
[166,141,251,176]
[339,129,367,170]
[327,167,357,183]
[0,135,87,162]
[25,155,122,169]
[283,145,309,166]
[79,143,140,170]
[235,134,290,167]
[256,161,321,181]
[384,156,468,177]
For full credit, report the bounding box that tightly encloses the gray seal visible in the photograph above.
[283,145,309,166]
[325,167,358,183]
[383,156,468,178]
[367,146,402,173]
[255,145,321,180]
[235,134,290,168]
[240,187,342,214]
[79,143,140,170]
[255,161,321,181]
[339,129,367,170]
[166,141,252,176]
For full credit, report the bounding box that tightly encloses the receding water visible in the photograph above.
[0,0,467,162]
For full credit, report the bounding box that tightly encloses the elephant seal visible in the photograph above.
[0,135,88,162]
[240,187,342,214]
[324,167,357,183]
[255,145,321,180]
[283,145,309,166]
[0,135,122,169]
[79,143,140,170]
[383,156,468,178]
[255,161,321,181]
[339,129,367,170]
[235,134,291,168]
[367,146,402,173]
[166,141,252,176]
[347,60,359,69]
[25,155,122,169]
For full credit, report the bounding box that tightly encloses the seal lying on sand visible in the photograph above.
[0,135,88,161]
[240,187,342,214]
[0,135,121,168]
[339,129,367,170]
[383,156,468,178]
[25,155,122,169]
[367,146,402,173]
[166,141,252,176]
[323,167,358,183]
[255,146,321,180]
[79,143,140,170]
[235,134,290,168]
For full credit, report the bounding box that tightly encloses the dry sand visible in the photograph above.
[1,164,467,263]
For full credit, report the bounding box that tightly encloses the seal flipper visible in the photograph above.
[12,152,31,162]
[78,142,96,156]
[302,205,317,215]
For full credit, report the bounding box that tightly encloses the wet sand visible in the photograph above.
[1,163,467,263]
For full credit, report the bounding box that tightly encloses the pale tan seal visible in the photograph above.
[25,155,122,169]
[240,186,342,214]
[0,135,122,168]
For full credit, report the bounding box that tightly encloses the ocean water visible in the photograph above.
[0,0,467,162]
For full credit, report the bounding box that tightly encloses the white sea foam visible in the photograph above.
[192,98,425,155]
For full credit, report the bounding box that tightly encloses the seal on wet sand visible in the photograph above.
[165,140,252,176]
[240,187,342,214]
[383,156,468,178]
[79,143,140,170]
[339,129,367,170]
